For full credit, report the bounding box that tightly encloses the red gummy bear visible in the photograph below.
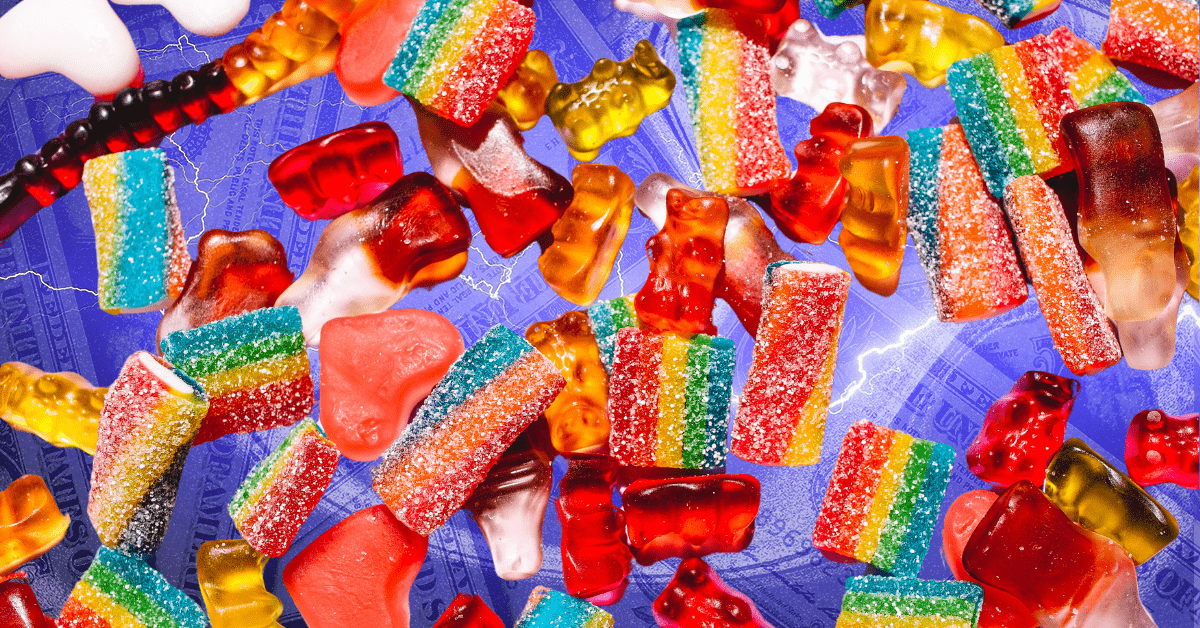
[765,103,873,245]
[0,574,52,628]
[654,558,774,628]
[965,371,1080,487]
[556,453,633,605]
[634,190,729,336]
[622,475,760,565]
[1125,409,1199,489]
[432,593,505,628]
[269,122,404,221]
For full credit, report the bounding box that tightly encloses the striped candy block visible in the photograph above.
[813,420,955,576]
[516,587,613,628]
[587,294,639,368]
[607,328,736,470]
[814,0,864,19]
[230,419,340,557]
[382,0,536,126]
[836,576,984,628]
[372,325,565,535]
[731,262,850,467]
[57,547,206,628]
[82,148,190,314]
[677,9,791,195]
[947,34,1078,198]
[1104,0,1198,82]
[1047,26,1144,107]
[976,0,1062,29]
[906,123,1028,323]
[160,306,314,445]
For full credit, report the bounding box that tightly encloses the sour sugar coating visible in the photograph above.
[268,121,403,221]
[814,0,863,18]
[283,505,428,628]
[464,432,553,580]
[621,474,760,565]
[676,9,791,195]
[835,576,984,628]
[0,573,54,628]
[654,558,775,628]
[516,587,614,628]
[57,546,206,628]
[320,309,464,461]
[1180,167,1198,298]
[497,50,558,131]
[1044,438,1179,564]
[1087,240,1189,370]
[1002,176,1121,375]
[229,419,340,557]
[88,352,207,555]
[1046,27,1144,108]
[962,481,1158,628]
[81,148,190,314]
[838,136,910,297]
[587,294,639,368]
[381,0,536,126]
[0,475,68,576]
[1060,102,1179,323]
[160,306,313,445]
[1104,0,1199,81]
[1125,409,1199,489]
[1150,84,1198,182]
[865,0,1005,88]
[274,171,472,344]
[732,262,850,466]
[196,539,283,628]
[371,325,564,535]
[155,229,294,348]
[526,311,611,453]
[538,164,636,305]
[766,103,873,245]
[975,0,1061,28]
[0,362,105,455]
[607,328,736,470]
[556,454,633,605]
[433,593,504,628]
[812,420,955,577]
[771,20,905,130]
[906,123,1028,322]
[546,40,675,161]
[965,371,1079,488]
[413,101,572,258]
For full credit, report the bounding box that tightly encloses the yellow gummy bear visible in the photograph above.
[197,540,284,628]
[0,475,69,576]
[0,362,105,455]
[1179,166,1198,299]
[545,40,676,161]
[526,311,610,453]
[838,136,910,297]
[865,0,1005,88]
[496,50,559,131]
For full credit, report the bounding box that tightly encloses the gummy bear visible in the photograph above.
[497,50,558,131]
[0,573,53,628]
[525,311,611,453]
[654,558,774,628]
[1125,408,1199,489]
[0,362,104,455]
[546,40,675,161]
[838,136,910,297]
[965,371,1079,488]
[196,540,284,628]
[156,229,294,348]
[634,190,728,336]
[538,164,635,305]
[622,475,760,565]
[413,100,573,258]
[556,454,633,605]
[1150,83,1198,182]
[0,475,69,576]
[268,121,404,221]
[433,593,505,628]
[962,481,1158,628]
[1180,166,1198,299]
[864,0,1005,88]
[464,431,552,580]
[1104,0,1198,82]
[275,171,472,344]
[765,102,873,245]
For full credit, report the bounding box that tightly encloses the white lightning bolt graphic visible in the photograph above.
[828,315,939,413]
[138,35,211,64]
[0,270,98,296]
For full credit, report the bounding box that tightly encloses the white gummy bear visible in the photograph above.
[111,0,251,37]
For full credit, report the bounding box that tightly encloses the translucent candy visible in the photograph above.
[965,371,1079,487]
[1149,83,1198,181]
[0,362,104,455]
[1124,408,1199,489]
[622,475,759,565]
[1180,166,1198,299]
[838,136,910,297]
[516,587,614,628]
[654,558,774,628]
[557,454,633,605]
[464,432,552,580]
[0,475,68,576]
[196,540,283,628]
[433,593,505,628]
[526,311,611,453]
[865,0,1005,88]
[835,576,984,628]
[1086,242,1190,369]
[57,547,207,628]
[497,50,558,131]
[0,573,54,628]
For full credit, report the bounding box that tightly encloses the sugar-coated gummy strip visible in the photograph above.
[587,294,638,367]
[158,306,304,368]
[516,586,614,628]
[59,547,207,628]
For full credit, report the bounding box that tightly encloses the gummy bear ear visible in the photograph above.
[111,0,251,37]
[0,0,141,96]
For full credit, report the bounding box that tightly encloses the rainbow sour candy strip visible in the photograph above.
[57,547,207,628]
[976,0,1062,29]
[516,587,614,628]
[372,325,565,535]
[812,420,954,576]
[607,327,736,470]
[1047,26,1144,107]
[81,148,190,314]
[676,9,791,195]
[906,123,1028,323]
[587,294,639,368]
[835,576,984,628]
[382,0,536,126]
[229,418,340,557]
[1104,0,1198,82]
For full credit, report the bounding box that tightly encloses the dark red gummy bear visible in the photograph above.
[622,475,760,565]
[0,574,53,628]
[556,453,633,605]
[653,558,774,628]
[432,593,504,628]
[1125,409,1199,489]
[965,371,1080,487]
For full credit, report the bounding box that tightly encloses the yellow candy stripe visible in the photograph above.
[992,47,1059,173]
[655,334,690,468]
[836,611,972,628]
[854,433,914,562]
[197,352,310,398]
[697,14,741,193]
[72,579,145,628]
[87,158,124,306]
[782,297,844,466]
[232,426,315,526]
[413,0,502,104]
[1071,54,1112,101]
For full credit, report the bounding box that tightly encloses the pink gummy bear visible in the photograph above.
[1124,409,1199,489]
[654,557,774,628]
[965,371,1079,487]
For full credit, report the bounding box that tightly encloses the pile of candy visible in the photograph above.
[0,0,1196,626]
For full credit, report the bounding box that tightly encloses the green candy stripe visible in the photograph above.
[382,0,456,90]
[85,563,177,628]
[171,331,304,379]
[90,548,205,628]
[872,439,933,573]
[892,441,955,576]
[160,306,304,373]
[947,60,1012,198]
[587,296,638,367]
[841,591,978,621]
[972,53,1035,179]
[229,418,319,517]
[681,335,712,469]
[402,0,474,93]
